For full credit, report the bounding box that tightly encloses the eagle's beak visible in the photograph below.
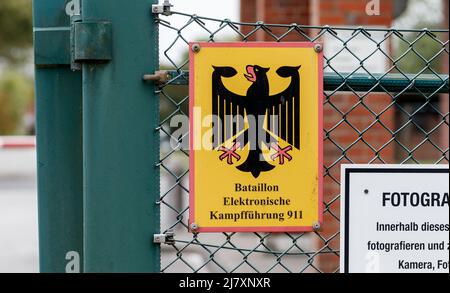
[244,65,256,82]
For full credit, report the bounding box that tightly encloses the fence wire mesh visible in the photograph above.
[156,11,449,273]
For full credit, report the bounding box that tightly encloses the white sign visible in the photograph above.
[341,165,449,273]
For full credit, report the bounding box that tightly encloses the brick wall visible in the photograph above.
[316,0,395,273]
[316,0,393,25]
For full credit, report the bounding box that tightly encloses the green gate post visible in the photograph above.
[81,0,160,272]
[33,0,84,272]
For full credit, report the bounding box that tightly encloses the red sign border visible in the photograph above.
[189,42,324,233]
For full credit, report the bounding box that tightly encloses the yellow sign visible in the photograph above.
[189,42,323,232]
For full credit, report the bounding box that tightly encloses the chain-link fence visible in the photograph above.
[155,10,449,273]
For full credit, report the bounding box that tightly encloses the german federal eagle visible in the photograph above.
[212,65,301,178]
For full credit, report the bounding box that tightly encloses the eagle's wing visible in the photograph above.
[212,66,247,148]
[266,66,301,149]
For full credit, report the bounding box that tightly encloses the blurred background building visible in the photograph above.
[0,0,448,273]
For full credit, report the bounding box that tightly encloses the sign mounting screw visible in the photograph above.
[192,43,201,53]
[190,223,199,232]
[314,44,323,53]
[313,222,321,231]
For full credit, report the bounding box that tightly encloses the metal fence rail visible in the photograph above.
[155,10,449,273]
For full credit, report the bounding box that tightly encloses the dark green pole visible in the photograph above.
[33,0,84,273]
[81,0,160,272]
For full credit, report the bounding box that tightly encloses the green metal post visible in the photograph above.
[81,0,160,272]
[33,0,84,272]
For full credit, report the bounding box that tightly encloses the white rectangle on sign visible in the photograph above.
[341,165,449,273]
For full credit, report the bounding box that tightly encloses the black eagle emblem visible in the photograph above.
[212,65,301,178]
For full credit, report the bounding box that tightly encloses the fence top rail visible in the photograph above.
[166,11,450,34]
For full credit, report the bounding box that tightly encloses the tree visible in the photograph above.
[0,0,33,64]
[395,24,445,74]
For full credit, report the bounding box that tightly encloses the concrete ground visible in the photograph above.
[0,149,39,273]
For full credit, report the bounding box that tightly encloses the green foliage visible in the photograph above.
[0,0,33,64]
[0,72,33,134]
[395,26,445,74]
[0,0,33,134]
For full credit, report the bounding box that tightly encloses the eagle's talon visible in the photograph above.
[271,143,293,165]
[219,142,241,165]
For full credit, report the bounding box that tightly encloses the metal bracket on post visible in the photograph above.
[153,230,175,245]
[68,0,82,71]
[152,0,172,16]
[70,20,113,70]
[70,15,82,71]
[143,70,170,85]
